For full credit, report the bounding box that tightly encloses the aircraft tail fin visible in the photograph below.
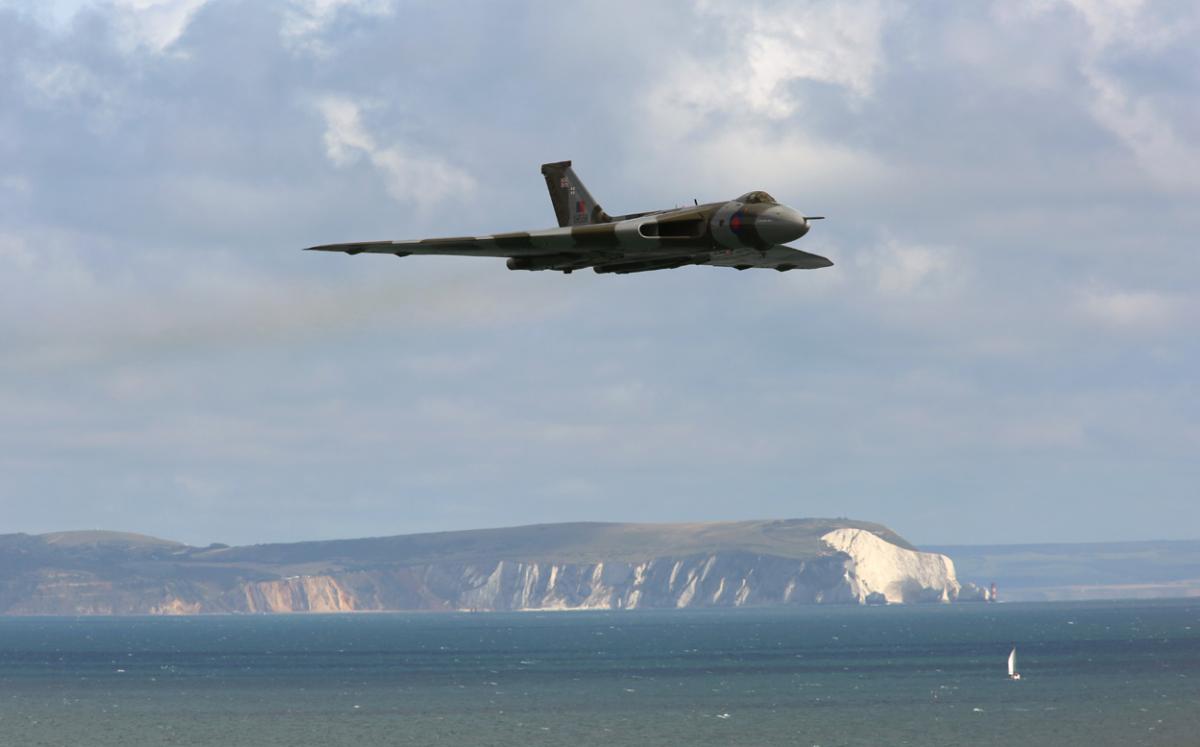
[541,160,610,226]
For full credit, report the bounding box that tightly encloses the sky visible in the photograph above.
[0,0,1197,547]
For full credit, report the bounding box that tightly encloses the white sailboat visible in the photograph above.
[1007,647,1021,680]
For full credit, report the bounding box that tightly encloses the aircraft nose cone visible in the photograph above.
[756,206,808,245]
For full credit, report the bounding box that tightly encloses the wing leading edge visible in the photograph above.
[304,227,579,259]
[306,233,832,273]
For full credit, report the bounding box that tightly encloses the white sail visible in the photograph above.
[1008,647,1017,677]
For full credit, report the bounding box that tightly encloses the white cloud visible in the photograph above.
[103,367,177,402]
[631,1,891,213]
[112,0,210,53]
[16,58,126,132]
[3,0,1198,545]
[1076,287,1189,331]
[995,415,1087,449]
[597,381,651,410]
[281,0,395,53]
[856,239,961,295]
[19,60,101,102]
[1058,0,1163,47]
[0,251,574,374]
[659,0,889,127]
[692,129,887,195]
[1082,68,1200,190]
[0,174,31,194]
[6,0,209,52]
[1043,0,1200,189]
[0,0,95,28]
[315,96,474,210]
[0,234,34,270]
[397,353,488,377]
[537,478,602,499]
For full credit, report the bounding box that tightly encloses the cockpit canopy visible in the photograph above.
[735,190,777,205]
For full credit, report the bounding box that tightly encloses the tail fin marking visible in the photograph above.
[540,160,610,227]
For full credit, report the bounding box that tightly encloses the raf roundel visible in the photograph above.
[729,210,744,234]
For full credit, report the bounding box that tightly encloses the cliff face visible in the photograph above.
[821,528,960,603]
[77,553,884,613]
[241,575,361,613]
[303,553,863,612]
[0,520,964,614]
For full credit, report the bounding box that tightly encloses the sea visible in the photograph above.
[1,599,1197,746]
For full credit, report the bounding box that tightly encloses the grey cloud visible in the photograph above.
[0,0,1196,546]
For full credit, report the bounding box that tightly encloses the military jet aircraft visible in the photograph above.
[305,161,832,275]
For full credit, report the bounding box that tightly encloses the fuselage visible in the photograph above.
[493,192,816,273]
[602,191,812,256]
[308,176,830,275]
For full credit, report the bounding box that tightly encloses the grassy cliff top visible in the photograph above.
[202,518,915,567]
[38,531,184,548]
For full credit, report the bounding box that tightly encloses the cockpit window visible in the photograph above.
[736,191,777,204]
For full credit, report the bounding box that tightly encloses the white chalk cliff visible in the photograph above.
[0,520,965,614]
[210,536,962,613]
[821,527,960,603]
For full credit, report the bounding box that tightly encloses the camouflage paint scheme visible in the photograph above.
[306,161,832,274]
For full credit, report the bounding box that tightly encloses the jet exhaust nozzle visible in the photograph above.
[507,257,535,271]
[507,254,586,272]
